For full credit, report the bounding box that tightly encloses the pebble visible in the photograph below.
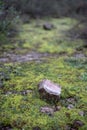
[67,104,74,109]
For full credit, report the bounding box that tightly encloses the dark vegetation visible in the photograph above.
[0,0,87,33]
[0,0,87,130]
[3,0,87,16]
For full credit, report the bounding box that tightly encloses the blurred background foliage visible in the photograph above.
[0,0,87,33]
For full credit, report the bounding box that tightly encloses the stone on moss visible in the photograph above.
[78,111,84,117]
[72,120,84,129]
[67,104,74,109]
[43,23,54,30]
[40,106,54,115]
[38,79,61,101]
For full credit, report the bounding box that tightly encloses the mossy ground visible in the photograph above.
[0,17,86,55]
[0,17,87,130]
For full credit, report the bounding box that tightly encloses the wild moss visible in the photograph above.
[0,17,85,56]
[0,55,87,129]
[18,18,81,54]
[0,17,87,129]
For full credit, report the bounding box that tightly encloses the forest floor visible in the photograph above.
[0,16,87,130]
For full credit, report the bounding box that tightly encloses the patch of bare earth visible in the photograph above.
[0,51,66,63]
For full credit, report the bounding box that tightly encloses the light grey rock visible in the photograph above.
[6,91,12,95]
[38,79,61,101]
[78,111,84,116]
[55,106,61,111]
[40,106,54,115]
[66,98,76,103]
[67,104,74,109]
[26,90,32,93]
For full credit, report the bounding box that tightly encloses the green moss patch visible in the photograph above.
[0,17,85,56]
[0,56,87,129]
[0,16,87,129]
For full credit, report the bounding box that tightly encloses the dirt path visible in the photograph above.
[0,51,64,63]
[0,51,86,64]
